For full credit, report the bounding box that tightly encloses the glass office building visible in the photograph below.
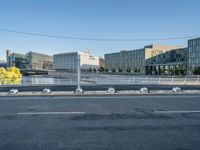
[26,52,53,70]
[6,50,53,70]
[188,38,200,74]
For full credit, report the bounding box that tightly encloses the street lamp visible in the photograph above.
[75,53,83,93]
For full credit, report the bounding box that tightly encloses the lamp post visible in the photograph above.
[75,53,83,93]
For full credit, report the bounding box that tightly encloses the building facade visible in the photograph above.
[105,49,145,73]
[6,50,53,70]
[26,52,53,70]
[188,37,200,74]
[0,60,7,68]
[145,48,188,75]
[105,45,183,74]
[99,57,105,69]
[6,50,28,69]
[53,51,100,71]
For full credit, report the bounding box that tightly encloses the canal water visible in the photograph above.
[21,76,76,85]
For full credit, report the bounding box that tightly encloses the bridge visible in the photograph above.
[20,69,52,76]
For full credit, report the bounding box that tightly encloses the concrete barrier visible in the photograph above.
[0,89,200,97]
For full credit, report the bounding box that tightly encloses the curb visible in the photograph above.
[0,90,200,97]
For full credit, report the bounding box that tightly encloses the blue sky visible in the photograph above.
[0,0,200,60]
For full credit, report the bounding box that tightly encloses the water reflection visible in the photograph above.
[21,76,75,85]
[0,78,22,85]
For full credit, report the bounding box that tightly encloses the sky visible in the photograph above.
[0,0,200,60]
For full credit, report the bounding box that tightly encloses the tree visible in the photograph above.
[170,68,175,75]
[126,68,131,73]
[98,67,105,72]
[179,68,186,75]
[118,68,122,72]
[146,67,151,75]
[193,67,200,75]
[134,68,138,73]
[175,68,180,75]
[153,67,157,75]
[88,68,93,72]
[112,68,116,73]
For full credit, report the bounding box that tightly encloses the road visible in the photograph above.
[0,95,200,150]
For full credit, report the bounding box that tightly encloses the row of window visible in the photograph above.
[188,39,200,47]
[189,58,200,64]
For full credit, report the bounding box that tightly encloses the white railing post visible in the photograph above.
[170,76,174,85]
[132,77,135,85]
[183,76,187,85]
[121,77,123,84]
[196,76,200,85]
[77,54,81,89]
[146,76,148,84]
[158,76,161,84]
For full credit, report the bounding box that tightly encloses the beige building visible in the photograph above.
[105,44,184,74]
[26,51,53,70]
[53,51,100,71]
[99,57,105,68]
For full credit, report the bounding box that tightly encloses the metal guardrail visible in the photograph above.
[0,76,200,86]
[81,76,200,86]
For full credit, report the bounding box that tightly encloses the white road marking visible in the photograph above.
[18,112,86,115]
[154,110,200,114]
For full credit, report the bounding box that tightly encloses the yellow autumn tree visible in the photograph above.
[0,67,22,85]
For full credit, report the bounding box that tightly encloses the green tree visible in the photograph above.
[126,68,131,73]
[98,67,105,72]
[175,68,180,75]
[134,68,137,73]
[179,68,186,75]
[118,68,122,72]
[193,67,200,75]
[88,68,92,72]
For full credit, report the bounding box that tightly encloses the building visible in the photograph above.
[99,57,105,69]
[6,50,53,70]
[0,60,7,68]
[188,37,200,74]
[145,47,188,75]
[6,50,28,69]
[105,48,145,73]
[26,51,53,70]
[53,51,100,71]
[105,45,183,74]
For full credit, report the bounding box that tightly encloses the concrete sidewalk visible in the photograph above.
[1,90,200,97]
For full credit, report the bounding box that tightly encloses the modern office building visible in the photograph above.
[188,37,200,74]
[145,47,188,75]
[0,60,7,68]
[26,51,53,70]
[105,45,183,74]
[6,50,53,70]
[105,48,145,73]
[6,50,28,69]
[53,51,100,71]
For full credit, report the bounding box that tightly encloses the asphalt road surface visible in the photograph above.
[1,95,200,150]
